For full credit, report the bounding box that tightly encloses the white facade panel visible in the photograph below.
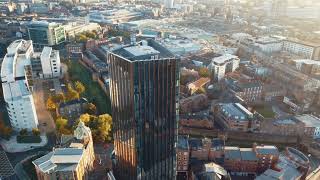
[1,40,39,131]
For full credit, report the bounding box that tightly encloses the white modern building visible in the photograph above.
[283,39,320,60]
[40,47,61,78]
[208,54,240,82]
[255,36,284,54]
[88,10,142,24]
[1,40,38,130]
[1,39,61,131]
[27,21,66,48]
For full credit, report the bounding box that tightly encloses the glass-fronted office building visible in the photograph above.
[27,21,66,49]
[109,39,180,180]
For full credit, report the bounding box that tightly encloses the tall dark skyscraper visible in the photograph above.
[108,39,180,180]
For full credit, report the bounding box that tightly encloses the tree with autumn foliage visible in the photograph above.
[198,67,210,77]
[52,93,65,103]
[46,97,57,111]
[75,81,85,95]
[77,113,112,143]
[32,128,41,136]
[66,83,80,101]
[55,117,72,135]
[46,93,66,111]
[0,121,12,140]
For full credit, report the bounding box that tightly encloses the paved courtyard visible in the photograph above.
[33,80,56,133]
[0,135,47,153]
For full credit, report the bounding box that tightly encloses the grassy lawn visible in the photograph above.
[253,104,275,118]
[67,61,111,115]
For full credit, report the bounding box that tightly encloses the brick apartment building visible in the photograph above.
[213,103,261,132]
[225,77,263,102]
[179,113,214,129]
[180,94,209,114]
[271,114,320,139]
[253,144,280,173]
[177,136,189,180]
[177,136,282,177]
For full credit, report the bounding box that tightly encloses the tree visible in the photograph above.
[198,67,210,77]
[78,34,88,43]
[32,128,41,136]
[85,103,97,115]
[75,81,85,95]
[52,93,65,104]
[59,127,72,135]
[0,121,12,140]
[56,117,68,134]
[19,129,28,136]
[2,127,12,140]
[78,113,112,143]
[97,114,112,142]
[85,31,96,39]
[79,113,91,124]
[46,97,57,111]
[66,83,79,101]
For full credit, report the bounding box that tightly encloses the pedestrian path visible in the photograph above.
[0,135,47,153]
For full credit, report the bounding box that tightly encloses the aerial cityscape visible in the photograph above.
[0,0,319,180]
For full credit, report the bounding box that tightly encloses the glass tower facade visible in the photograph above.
[109,40,179,180]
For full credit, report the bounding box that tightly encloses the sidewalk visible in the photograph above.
[0,135,47,153]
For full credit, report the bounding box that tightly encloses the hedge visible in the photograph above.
[17,135,42,143]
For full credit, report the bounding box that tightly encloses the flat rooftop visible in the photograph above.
[294,59,320,66]
[212,54,238,65]
[112,39,174,61]
[274,118,297,125]
[220,103,253,121]
[123,45,159,57]
[256,145,279,155]
[285,38,320,47]
[240,148,258,161]
[1,40,33,101]
[225,146,241,160]
[294,114,320,128]
[256,36,282,44]
[1,40,32,82]
[178,135,189,150]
